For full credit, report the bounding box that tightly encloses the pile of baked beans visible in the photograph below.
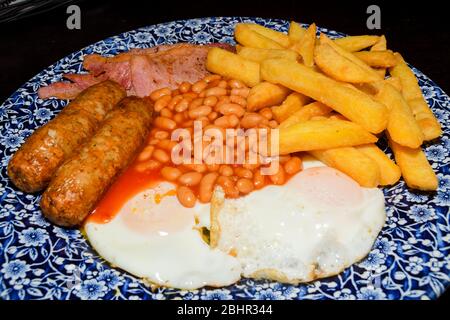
[134,74,303,208]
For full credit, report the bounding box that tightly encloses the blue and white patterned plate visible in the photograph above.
[1,17,449,300]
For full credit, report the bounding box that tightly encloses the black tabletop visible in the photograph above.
[0,0,448,301]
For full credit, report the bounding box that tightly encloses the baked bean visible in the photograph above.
[203,95,218,106]
[177,186,196,208]
[214,116,230,128]
[178,171,202,186]
[269,165,286,185]
[236,178,254,194]
[218,80,228,88]
[207,111,219,121]
[218,103,245,117]
[240,113,266,128]
[268,120,279,128]
[137,145,155,162]
[284,156,303,175]
[227,114,240,127]
[204,74,221,83]
[259,108,273,120]
[157,139,177,152]
[217,176,239,198]
[229,95,247,106]
[161,166,182,181]
[179,120,193,128]
[230,88,250,98]
[189,97,204,110]
[148,138,160,145]
[197,116,210,127]
[234,167,253,179]
[183,92,198,100]
[228,79,245,89]
[167,95,183,110]
[174,99,190,112]
[179,82,191,93]
[173,113,185,124]
[206,79,221,89]
[154,95,172,112]
[153,148,170,163]
[198,172,219,203]
[172,89,180,96]
[150,87,171,102]
[199,91,206,98]
[279,155,291,164]
[154,130,169,140]
[135,159,161,172]
[192,80,208,93]
[219,165,233,177]
[204,87,227,97]
[253,170,266,189]
[188,105,212,119]
[206,163,220,172]
[182,163,207,173]
[160,108,173,118]
[154,116,176,130]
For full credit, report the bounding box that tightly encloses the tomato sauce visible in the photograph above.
[87,164,161,224]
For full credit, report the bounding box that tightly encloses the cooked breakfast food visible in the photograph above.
[7,19,444,290]
[40,96,153,227]
[209,162,386,284]
[38,43,233,99]
[8,80,125,192]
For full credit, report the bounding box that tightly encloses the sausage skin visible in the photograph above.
[8,80,126,193]
[40,96,153,227]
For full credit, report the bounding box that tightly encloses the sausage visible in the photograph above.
[40,96,153,227]
[7,80,126,193]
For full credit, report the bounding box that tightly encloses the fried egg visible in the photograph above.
[210,158,386,284]
[85,182,241,289]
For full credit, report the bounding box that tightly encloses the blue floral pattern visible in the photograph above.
[0,17,449,300]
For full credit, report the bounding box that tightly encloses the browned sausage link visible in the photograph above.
[7,80,126,193]
[40,96,153,227]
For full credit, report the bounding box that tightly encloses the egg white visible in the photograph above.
[210,158,387,283]
[85,182,241,290]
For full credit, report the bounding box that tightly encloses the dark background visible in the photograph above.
[0,0,448,301]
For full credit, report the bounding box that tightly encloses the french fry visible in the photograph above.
[206,48,260,87]
[356,144,401,186]
[310,147,380,187]
[373,68,387,78]
[242,23,291,48]
[236,46,299,63]
[385,76,402,92]
[279,101,332,128]
[318,34,383,82]
[288,21,306,44]
[353,50,397,68]
[370,35,387,77]
[390,53,442,140]
[389,53,422,100]
[334,35,380,52]
[247,81,291,111]
[290,23,316,67]
[271,92,310,123]
[370,35,387,51]
[408,98,442,141]
[314,40,381,83]
[235,24,284,49]
[278,119,377,154]
[260,58,388,133]
[373,82,424,148]
[389,137,438,191]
